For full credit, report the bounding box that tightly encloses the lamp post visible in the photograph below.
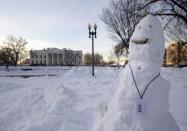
[88,23,97,76]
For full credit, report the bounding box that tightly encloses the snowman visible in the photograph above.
[91,15,180,131]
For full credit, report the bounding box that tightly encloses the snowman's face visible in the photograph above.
[129,15,165,66]
[131,24,152,45]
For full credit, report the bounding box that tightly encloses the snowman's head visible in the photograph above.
[129,15,165,67]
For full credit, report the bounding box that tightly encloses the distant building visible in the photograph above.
[164,43,187,67]
[29,48,82,66]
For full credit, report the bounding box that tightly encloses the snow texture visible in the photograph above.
[91,15,180,131]
[0,67,119,131]
[0,66,187,131]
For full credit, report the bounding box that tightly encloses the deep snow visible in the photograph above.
[0,66,187,131]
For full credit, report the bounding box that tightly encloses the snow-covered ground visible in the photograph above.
[0,66,186,131]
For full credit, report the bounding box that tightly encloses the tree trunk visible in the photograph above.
[117,57,120,69]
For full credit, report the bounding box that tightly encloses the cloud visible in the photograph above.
[0,0,113,60]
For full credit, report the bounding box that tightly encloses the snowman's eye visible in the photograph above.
[138,26,141,29]
[148,25,152,28]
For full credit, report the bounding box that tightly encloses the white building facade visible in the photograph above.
[29,48,82,66]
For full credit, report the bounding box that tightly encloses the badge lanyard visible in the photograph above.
[128,64,160,112]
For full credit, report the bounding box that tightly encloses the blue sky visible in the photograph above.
[0,0,115,60]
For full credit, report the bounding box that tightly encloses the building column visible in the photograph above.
[62,53,64,65]
[46,53,48,66]
[52,53,54,65]
[57,53,59,65]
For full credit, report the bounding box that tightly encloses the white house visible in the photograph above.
[29,48,82,66]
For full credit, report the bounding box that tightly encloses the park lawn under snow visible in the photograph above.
[0,66,186,131]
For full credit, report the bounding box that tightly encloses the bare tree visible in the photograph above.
[83,53,91,65]
[164,18,187,42]
[94,53,103,66]
[142,0,187,25]
[165,18,187,67]
[114,43,124,69]
[0,47,12,69]
[140,0,187,67]
[140,0,187,41]
[108,51,115,63]
[101,0,148,54]
[2,36,28,66]
[102,0,187,58]
[83,53,104,66]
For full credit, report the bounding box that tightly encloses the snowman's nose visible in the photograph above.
[131,38,149,44]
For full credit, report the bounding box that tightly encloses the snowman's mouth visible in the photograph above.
[131,38,149,44]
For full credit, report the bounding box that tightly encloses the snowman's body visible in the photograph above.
[91,15,180,131]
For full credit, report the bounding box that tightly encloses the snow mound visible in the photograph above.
[0,80,77,131]
[28,84,78,131]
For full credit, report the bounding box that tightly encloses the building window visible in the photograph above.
[40,55,42,58]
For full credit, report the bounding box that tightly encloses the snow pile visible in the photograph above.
[28,84,78,131]
[91,15,180,131]
[0,67,186,131]
[0,67,119,131]
[0,76,78,131]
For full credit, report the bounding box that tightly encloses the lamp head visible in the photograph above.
[94,23,97,30]
[88,23,91,30]
[94,23,97,38]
